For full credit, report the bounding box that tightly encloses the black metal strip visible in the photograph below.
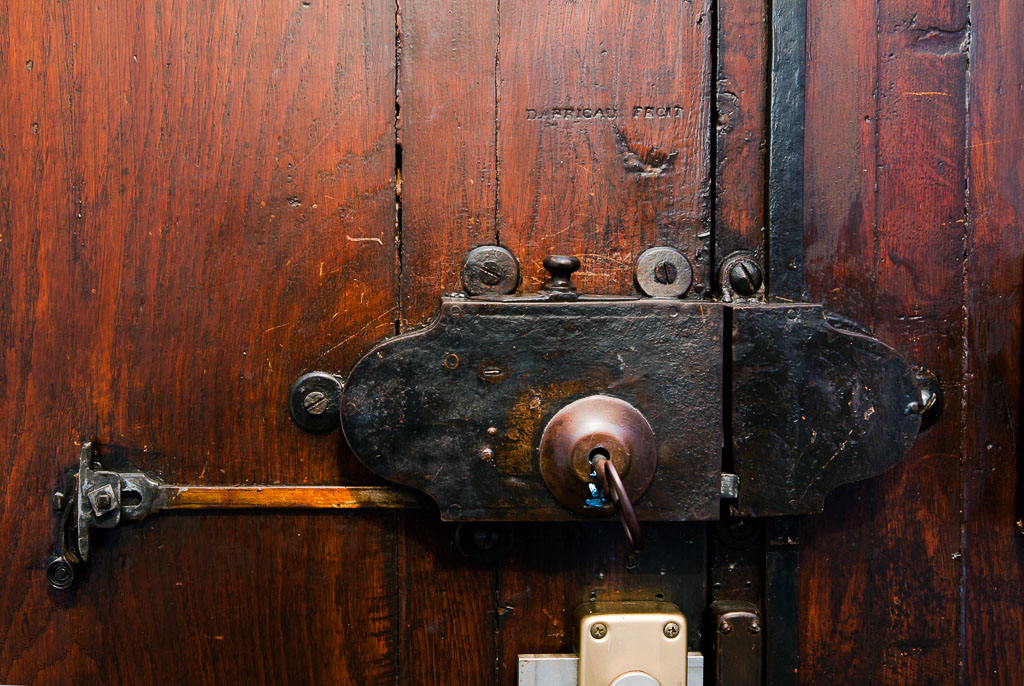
[765,517,800,686]
[767,0,806,301]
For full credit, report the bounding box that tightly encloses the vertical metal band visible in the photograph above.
[767,0,806,301]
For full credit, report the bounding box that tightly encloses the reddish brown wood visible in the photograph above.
[398,0,498,327]
[0,1,400,683]
[962,1,1024,683]
[497,0,713,296]
[716,0,769,264]
[802,0,968,682]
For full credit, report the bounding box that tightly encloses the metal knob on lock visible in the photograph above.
[539,395,657,547]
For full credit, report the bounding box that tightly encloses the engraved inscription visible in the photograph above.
[525,105,686,122]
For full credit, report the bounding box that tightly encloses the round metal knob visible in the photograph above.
[542,254,581,294]
[539,395,656,515]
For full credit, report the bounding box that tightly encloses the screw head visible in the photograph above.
[718,619,733,635]
[728,258,764,296]
[46,557,74,589]
[635,247,693,298]
[747,621,762,636]
[663,622,680,639]
[653,261,678,285]
[590,623,608,639]
[95,492,112,509]
[461,246,520,295]
[288,372,343,434]
[303,390,329,415]
[478,260,504,285]
[51,491,66,512]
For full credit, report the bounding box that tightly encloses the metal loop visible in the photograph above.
[593,457,644,551]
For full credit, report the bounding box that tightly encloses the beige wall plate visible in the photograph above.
[575,602,688,686]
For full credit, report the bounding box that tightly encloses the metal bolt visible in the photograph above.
[46,558,74,589]
[303,390,329,416]
[747,621,762,636]
[52,491,66,512]
[663,622,680,639]
[728,258,764,296]
[95,491,112,510]
[478,260,505,285]
[718,619,733,635]
[653,261,678,285]
[590,623,608,639]
[481,448,494,460]
[473,529,499,551]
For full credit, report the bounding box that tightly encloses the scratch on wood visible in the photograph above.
[346,235,385,245]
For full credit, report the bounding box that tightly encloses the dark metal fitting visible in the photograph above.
[461,245,520,296]
[718,252,765,301]
[288,372,343,433]
[453,522,514,562]
[912,366,943,432]
[634,247,693,298]
[541,255,581,298]
[45,555,76,590]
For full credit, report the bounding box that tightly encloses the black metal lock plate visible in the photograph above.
[342,297,725,521]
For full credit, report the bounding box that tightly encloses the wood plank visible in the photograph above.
[396,1,499,682]
[399,515,498,685]
[497,0,713,296]
[962,0,1024,682]
[0,1,400,682]
[398,0,498,326]
[802,0,968,681]
[716,0,769,265]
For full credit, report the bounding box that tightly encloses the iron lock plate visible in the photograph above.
[341,253,925,522]
[343,297,725,521]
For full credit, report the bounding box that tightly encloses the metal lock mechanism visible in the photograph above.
[45,245,942,586]
[340,246,939,541]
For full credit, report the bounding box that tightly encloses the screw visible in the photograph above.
[52,491,66,512]
[728,258,764,296]
[478,260,505,285]
[748,621,762,636]
[95,491,112,510]
[653,261,678,285]
[663,622,680,638]
[590,623,607,639]
[718,619,733,635]
[481,448,494,461]
[473,529,499,551]
[47,558,74,589]
[303,390,329,416]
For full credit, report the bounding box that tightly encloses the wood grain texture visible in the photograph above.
[802,0,968,682]
[716,0,769,264]
[962,0,1024,683]
[0,1,400,683]
[496,524,707,686]
[398,0,498,327]
[497,0,713,296]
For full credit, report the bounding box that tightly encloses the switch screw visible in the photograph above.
[590,623,608,639]
[663,622,680,638]
[728,258,763,296]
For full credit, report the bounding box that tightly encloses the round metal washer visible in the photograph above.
[288,371,343,434]
[461,245,520,295]
[634,247,693,298]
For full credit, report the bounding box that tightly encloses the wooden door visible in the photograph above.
[1,1,1020,684]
